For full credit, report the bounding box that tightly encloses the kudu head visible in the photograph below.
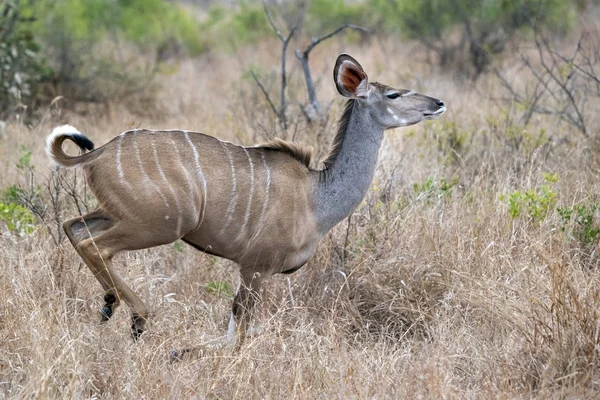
[334,54,446,129]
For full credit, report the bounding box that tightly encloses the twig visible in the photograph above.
[249,70,279,118]
[262,0,285,42]
[533,30,587,136]
[546,38,600,85]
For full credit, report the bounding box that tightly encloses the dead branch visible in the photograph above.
[249,69,279,118]
[295,24,370,121]
[496,28,598,138]
[253,0,297,130]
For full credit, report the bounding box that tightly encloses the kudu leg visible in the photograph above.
[231,270,264,349]
[170,270,265,362]
[64,211,123,321]
[64,210,154,339]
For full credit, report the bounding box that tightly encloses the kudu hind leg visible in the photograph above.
[64,211,150,339]
[64,211,122,320]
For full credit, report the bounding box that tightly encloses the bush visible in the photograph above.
[29,0,205,57]
[306,0,370,33]
[558,203,600,252]
[368,0,577,76]
[199,2,271,48]
[501,173,558,222]
[0,0,49,118]
[0,202,36,236]
[0,0,206,111]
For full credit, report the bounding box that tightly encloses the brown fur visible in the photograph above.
[257,138,314,168]
[49,127,320,348]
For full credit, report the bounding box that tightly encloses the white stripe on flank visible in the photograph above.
[116,135,127,181]
[255,150,271,236]
[220,142,238,235]
[184,132,207,227]
[151,138,183,236]
[133,134,170,208]
[171,137,199,221]
[241,147,255,233]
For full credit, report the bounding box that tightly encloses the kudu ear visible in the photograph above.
[334,54,369,99]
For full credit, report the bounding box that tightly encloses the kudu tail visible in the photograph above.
[46,125,100,168]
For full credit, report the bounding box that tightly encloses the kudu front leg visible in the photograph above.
[230,270,265,349]
[170,270,265,362]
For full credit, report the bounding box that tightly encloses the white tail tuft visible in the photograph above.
[46,125,82,159]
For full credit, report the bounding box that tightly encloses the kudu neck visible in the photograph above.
[314,100,385,235]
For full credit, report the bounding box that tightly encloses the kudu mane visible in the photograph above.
[321,99,355,169]
[259,99,356,170]
[257,138,314,168]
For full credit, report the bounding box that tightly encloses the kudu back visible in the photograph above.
[47,54,445,351]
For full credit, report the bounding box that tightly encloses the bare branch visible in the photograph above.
[300,24,370,59]
[295,24,370,121]
[279,26,297,129]
[262,0,285,43]
[546,41,600,86]
[251,1,299,130]
[533,30,587,136]
[249,69,279,118]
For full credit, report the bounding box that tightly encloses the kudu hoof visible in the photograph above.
[99,305,113,321]
[130,314,146,341]
[169,346,210,362]
[169,349,187,363]
[100,292,118,321]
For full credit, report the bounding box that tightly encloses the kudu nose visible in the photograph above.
[436,100,445,107]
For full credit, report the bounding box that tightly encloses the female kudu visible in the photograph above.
[47,54,445,349]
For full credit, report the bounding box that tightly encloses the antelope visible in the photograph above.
[46,54,445,352]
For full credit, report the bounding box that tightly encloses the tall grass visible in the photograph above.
[1,34,600,398]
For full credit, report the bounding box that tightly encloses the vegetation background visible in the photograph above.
[2,0,600,397]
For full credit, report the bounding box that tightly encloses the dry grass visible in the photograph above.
[2,34,600,399]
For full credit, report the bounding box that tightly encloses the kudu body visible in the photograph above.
[47,54,445,348]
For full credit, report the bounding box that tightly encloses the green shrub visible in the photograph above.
[413,176,458,202]
[0,145,40,236]
[307,0,370,33]
[558,203,600,250]
[204,281,234,299]
[199,2,270,48]
[502,174,558,221]
[0,202,36,236]
[29,0,205,55]
[367,0,576,75]
[0,0,50,118]
[369,0,575,40]
[4,0,206,106]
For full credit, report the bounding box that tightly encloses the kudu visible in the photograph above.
[47,54,445,351]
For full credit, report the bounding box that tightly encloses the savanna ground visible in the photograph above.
[2,11,600,400]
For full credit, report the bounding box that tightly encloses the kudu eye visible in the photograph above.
[386,92,400,99]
